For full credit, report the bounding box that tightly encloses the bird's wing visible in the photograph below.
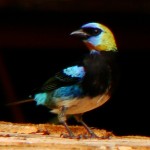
[40,65,85,92]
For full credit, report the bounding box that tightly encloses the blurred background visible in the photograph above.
[0,0,150,136]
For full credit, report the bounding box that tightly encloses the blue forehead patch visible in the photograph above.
[81,22,100,29]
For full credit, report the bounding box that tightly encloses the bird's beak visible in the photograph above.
[70,29,89,39]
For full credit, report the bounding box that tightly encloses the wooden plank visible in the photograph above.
[0,121,150,149]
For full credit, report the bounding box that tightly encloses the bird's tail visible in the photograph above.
[6,99,34,106]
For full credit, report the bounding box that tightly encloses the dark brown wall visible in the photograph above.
[0,1,150,136]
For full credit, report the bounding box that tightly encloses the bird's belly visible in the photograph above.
[51,93,110,115]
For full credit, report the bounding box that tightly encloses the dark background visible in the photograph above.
[0,0,150,136]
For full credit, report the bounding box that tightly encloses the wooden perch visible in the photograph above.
[0,121,150,149]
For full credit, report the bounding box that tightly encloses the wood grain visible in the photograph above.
[0,121,150,149]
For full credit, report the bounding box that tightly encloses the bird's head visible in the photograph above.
[70,22,117,53]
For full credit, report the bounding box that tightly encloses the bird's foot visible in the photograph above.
[77,132,112,139]
[60,132,112,139]
[89,133,100,139]
[75,133,99,139]
[60,133,77,139]
[89,131,113,139]
[60,133,98,139]
[99,131,113,139]
[60,133,90,139]
[31,129,50,135]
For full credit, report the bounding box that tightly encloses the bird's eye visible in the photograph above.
[83,27,102,36]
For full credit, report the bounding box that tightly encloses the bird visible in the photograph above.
[7,22,118,138]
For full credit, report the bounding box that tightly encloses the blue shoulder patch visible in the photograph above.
[63,66,85,78]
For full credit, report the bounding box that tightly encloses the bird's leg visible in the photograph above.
[58,106,75,138]
[75,114,99,138]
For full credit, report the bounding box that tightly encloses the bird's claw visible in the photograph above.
[60,133,76,139]
[99,132,113,139]
[60,133,100,139]
[86,134,111,139]
[60,133,89,139]
[60,132,112,139]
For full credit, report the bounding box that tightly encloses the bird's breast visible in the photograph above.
[50,91,110,115]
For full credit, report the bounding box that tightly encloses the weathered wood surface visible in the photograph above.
[0,121,150,149]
